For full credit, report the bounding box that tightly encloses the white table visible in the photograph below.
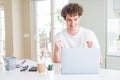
[1,63,120,80]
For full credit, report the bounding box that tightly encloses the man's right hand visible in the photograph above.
[54,40,62,63]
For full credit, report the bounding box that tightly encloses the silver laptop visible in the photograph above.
[61,48,100,74]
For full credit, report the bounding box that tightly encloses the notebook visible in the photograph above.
[61,48,100,74]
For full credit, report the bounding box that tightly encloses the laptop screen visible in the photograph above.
[61,48,100,74]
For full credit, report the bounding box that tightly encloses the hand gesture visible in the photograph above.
[55,40,62,49]
[86,41,93,48]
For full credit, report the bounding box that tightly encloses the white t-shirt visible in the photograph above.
[55,27,100,48]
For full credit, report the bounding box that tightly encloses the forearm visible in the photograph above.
[54,53,61,63]
[53,47,61,63]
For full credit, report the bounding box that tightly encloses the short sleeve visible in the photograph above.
[90,31,100,48]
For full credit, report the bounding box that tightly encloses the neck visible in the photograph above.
[67,27,80,36]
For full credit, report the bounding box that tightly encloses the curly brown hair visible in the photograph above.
[61,3,83,19]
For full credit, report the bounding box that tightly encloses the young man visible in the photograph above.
[54,3,102,63]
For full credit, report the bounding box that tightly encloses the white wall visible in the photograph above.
[0,0,3,3]
[3,0,34,59]
[106,0,120,70]
[107,0,119,18]
[4,0,24,59]
[0,0,4,56]
[70,0,107,68]
[4,0,14,57]
[22,0,33,59]
[12,0,24,59]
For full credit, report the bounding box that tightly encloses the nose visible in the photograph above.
[70,20,75,26]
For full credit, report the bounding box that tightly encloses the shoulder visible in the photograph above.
[80,27,94,34]
[55,29,66,37]
[54,29,67,40]
[81,27,93,32]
